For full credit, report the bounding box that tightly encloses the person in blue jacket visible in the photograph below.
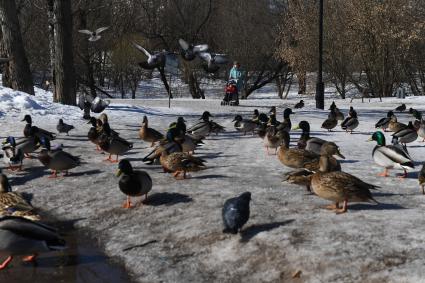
[229,61,245,92]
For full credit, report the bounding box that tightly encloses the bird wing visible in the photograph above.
[0,216,59,241]
[193,44,209,53]
[132,42,151,58]
[95,26,109,34]
[213,54,229,64]
[178,38,190,50]
[379,145,413,165]
[78,29,93,35]
[199,52,212,62]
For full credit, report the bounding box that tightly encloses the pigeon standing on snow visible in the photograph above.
[222,192,251,234]
[78,26,109,42]
[56,119,74,136]
[199,52,230,73]
[178,38,209,61]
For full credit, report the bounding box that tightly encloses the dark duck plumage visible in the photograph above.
[375,110,394,132]
[22,115,56,141]
[116,159,152,208]
[222,192,251,234]
[56,119,74,135]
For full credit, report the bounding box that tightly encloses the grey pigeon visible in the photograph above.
[132,43,167,69]
[56,119,74,135]
[178,38,209,61]
[90,97,110,113]
[199,52,229,73]
[78,26,109,42]
[222,192,251,234]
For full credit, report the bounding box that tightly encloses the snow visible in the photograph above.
[2,84,425,282]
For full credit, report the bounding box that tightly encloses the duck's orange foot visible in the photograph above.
[22,254,37,262]
[377,171,389,177]
[48,171,58,178]
[122,200,132,209]
[0,256,12,270]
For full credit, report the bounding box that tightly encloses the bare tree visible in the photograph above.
[0,0,34,95]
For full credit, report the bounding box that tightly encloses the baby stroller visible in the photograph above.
[221,80,239,106]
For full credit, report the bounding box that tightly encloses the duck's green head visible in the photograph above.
[369,131,386,145]
[117,159,133,176]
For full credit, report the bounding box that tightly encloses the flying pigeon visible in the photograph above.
[132,43,167,69]
[78,26,109,42]
[199,52,229,73]
[90,97,110,113]
[222,192,251,234]
[178,38,209,61]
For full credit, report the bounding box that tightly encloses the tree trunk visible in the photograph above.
[53,0,76,105]
[47,0,55,93]
[0,0,34,95]
[297,71,306,94]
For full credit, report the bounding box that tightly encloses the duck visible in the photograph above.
[78,26,109,42]
[341,108,359,133]
[417,119,425,142]
[222,192,251,234]
[132,43,167,69]
[116,160,152,208]
[269,106,277,116]
[210,120,226,135]
[56,119,74,135]
[233,115,257,135]
[0,175,39,221]
[37,137,81,178]
[293,121,328,154]
[160,151,206,179]
[329,101,337,111]
[168,120,202,154]
[395,103,406,112]
[375,110,394,132]
[87,117,102,150]
[199,52,229,73]
[178,38,209,61]
[267,114,280,127]
[321,110,338,131]
[264,126,287,155]
[22,115,56,141]
[283,142,345,191]
[294,100,304,109]
[2,137,24,171]
[409,108,422,121]
[310,158,378,214]
[419,164,425,194]
[388,115,407,132]
[187,111,213,137]
[0,216,66,269]
[277,108,294,132]
[369,131,414,178]
[277,131,319,168]
[139,116,164,147]
[3,135,40,159]
[391,121,418,145]
[334,108,345,121]
[98,127,133,163]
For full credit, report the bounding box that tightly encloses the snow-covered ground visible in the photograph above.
[2,85,425,283]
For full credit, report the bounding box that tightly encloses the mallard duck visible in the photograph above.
[233,115,257,135]
[293,121,328,154]
[409,108,422,121]
[277,108,294,132]
[187,111,213,137]
[341,109,359,133]
[0,216,66,269]
[369,131,414,178]
[283,142,345,191]
[98,127,133,163]
[334,108,344,121]
[87,117,102,151]
[37,138,81,178]
[116,160,152,208]
[22,115,55,140]
[139,116,164,147]
[277,131,319,168]
[395,103,406,112]
[160,151,206,179]
[391,121,418,144]
[222,192,251,234]
[2,138,24,171]
[56,119,74,135]
[375,110,394,132]
[321,111,338,132]
[269,106,277,116]
[142,140,182,165]
[264,126,287,155]
[0,175,39,221]
[294,100,304,109]
[210,121,225,135]
[417,119,425,142]
[388,116,407,132]
[3,134,40,159]
[419,164,425,194]
[329,101,337,111]
[267,114,280,127]
[302,142,344,172]
[311,163,378,214]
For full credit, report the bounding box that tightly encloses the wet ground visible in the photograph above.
[0,217,133,283]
